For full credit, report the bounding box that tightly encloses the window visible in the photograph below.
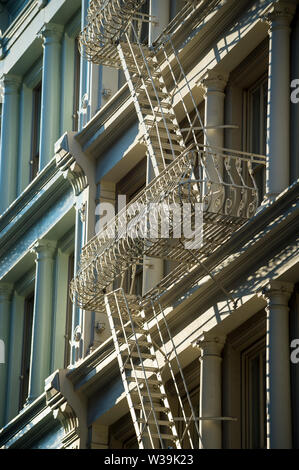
[19,293,34,409]
[30,83,42,181]
[73,39,81,131]
[64,253,75,367]
[242,338,266,449]
[246,76,268,203]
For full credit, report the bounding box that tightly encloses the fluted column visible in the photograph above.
[0,74,21,214]
[27,240,57,403]
[0,282,13,428]
[261,280,293,448]
[39,23,63,170]
[196,334,226,449]
[264,1,297,199]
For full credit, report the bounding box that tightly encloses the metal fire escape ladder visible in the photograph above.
[105,289,182,449]
[117,30,186,177]
[73,0,267,449]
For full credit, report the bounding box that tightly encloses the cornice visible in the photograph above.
[0,394,50,449]
[75,85,134,159]
[0,158,71,260]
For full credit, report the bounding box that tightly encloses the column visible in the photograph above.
[202,71,228,175]
[149,0,170,45]
[79,0,91,130]
[89,423,109,449]
[201,71,228,213]
[27,240,57,403]
[0,283,13,428]
[0,74,21,214]
[39,23,63,170]
[265,1,296,199]
[261,280,293,448]
[196,333,226,449]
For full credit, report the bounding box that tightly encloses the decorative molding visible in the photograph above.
[0,74,22,94]
[0,282,14,301]
[55,133,88,197]
[263,0,297,31]
[200,69,229,93]
[79,203,87,223]
[194,332,226,356]
[36,0,47,11]
[31,239,57,261]
[260,280,294,305]
[39,22,64,45]
[45,372,80,449]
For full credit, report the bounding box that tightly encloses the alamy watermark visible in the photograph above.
[291,79,299,104]
[290,339,299,364]
[95,196,204,250]
[0,339,5,364]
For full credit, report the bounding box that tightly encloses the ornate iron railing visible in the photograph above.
[70,144,266,312]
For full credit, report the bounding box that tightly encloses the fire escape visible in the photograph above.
[71,0,266,449]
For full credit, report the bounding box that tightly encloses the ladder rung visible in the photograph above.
[152,111,176,119]
[139,90,168,100]
[134,404,170,413]
[143,432,177,441]
[131,391,166,399]
[148,130,182,141]
[138,419,175,426]
[123,351,156,360]
[127,339,152,347]
[139,99,172,109]
[144,119,178,130]
[127,377,161,385]
[122,327,148,335]
[124,364,159,372]
[152,143,185,152]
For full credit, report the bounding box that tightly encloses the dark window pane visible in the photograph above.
[19,294,34,409]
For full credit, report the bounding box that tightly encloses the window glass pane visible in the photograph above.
[251,88,260,154]
[19,294,34,409]
[250,355,261,449]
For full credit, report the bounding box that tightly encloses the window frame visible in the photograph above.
[241,337,266,449]
[19,292,34,410]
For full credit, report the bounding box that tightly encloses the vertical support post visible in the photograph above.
[5,291,25,423]
[264,1,296,200]
[196,334,226,449]
[149,0,170,45]
[27,240,57,403]
[0,283,13,428]
[79,0,91,130]
[202,71,228,174]
[0,74,21,214]
[39,23,63,170]
[89,423,109,449]
[261,280,293,448]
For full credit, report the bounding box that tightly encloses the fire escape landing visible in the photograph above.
[71,0,266,449]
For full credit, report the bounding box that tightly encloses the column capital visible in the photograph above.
[0,282,14,301]
[260,280,294,305]
[31,239,57,261]
[194,332,226,357]
[39,23,64,45]
[263,1,297,31]
[0,74,22,94]
[200,70,229,94]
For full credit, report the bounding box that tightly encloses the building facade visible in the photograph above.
[0,0,299,449]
